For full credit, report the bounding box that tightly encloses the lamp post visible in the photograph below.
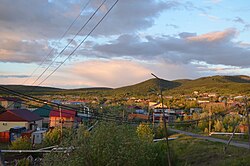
[151,73,172,166]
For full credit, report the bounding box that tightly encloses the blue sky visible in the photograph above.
[0,0,250,88]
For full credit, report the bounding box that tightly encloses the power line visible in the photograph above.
[0,85,130,122]
[31,0,108,86]
[36,0,119,87]
[23,0,92,85]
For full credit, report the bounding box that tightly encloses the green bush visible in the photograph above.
[43,127,61,146]
[10,137,32,150]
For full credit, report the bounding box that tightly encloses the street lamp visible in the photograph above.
[151,73,172,166]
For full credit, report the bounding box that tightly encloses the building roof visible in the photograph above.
[0,97,22,102]
[50,109,77,118]
[33,105,52,117]
[0,109,42,122]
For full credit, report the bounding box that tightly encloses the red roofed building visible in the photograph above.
[0,109,43,132]
[49,110,80,128]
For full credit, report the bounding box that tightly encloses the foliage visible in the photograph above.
[136,123,154,142]
[43,122,171,166]
[10,137,32,150]
[214,120,224,132]
[171,134,250,166]
[16,158,31,166]
[43,127,61,146]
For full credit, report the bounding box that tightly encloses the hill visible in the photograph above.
[0,75,249,96]
[113,78,181,97]
[169,75,250,95]
[0,85,63,95]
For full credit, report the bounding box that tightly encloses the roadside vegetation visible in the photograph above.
[43,122,172,166]
[170,134,250,166]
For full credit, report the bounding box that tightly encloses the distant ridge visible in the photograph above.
[0,75,249,96]
[0,85,63,95]
[113,78,181,96]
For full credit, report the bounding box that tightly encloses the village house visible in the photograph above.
[33,105,53,128]
[0,109,43,132]
[49,109,80,128]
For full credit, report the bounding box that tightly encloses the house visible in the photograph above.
[0,109,43,132]
[33,105,52,128]
[128,113,149,121]
[0,97,24,109]
[49,109,80,128]
[149,102,168,110]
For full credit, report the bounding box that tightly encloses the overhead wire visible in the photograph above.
[1,83,242,125]
[36,0,119,87]
[31,0,108,86]
[23,0,92,85]
[0,85,130,122]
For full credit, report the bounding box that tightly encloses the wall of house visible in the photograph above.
[49,117,75,128]
[36,119,43,129]
[0,121,28,132]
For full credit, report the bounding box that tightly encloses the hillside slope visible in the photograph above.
[1,75,249,96]
[169,75,250,95]
[113,78,181,96]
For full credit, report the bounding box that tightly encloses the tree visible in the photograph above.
[198,112,209,131]
[136,123,154,142]
[43,127,61,146]
[214,120,223,132]
[43,122,170,166]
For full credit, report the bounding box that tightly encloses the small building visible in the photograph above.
[0,97,24,109]
[33,105,52,128]
[0,109,43,132]
[49,109,80,128]
[128,113,149,121]
[31,130,47,144]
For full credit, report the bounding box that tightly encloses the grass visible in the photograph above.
[170,134,250,166]
[210,134,249,143]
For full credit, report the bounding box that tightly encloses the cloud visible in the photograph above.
[233,17,245,24]
[0,75,29,78]
[0,39,55,63]
[69,60,151,87]
[199,13,220,21]
[186,28,236,42]
[93,29,250,67]
[166,24,179,29]
[207,0,222,4]
[0,0,181,63]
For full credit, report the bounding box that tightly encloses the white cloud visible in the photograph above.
[94,29,250,67]
[69,60,151,88]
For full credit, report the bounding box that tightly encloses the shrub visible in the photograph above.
[10,137,32,150]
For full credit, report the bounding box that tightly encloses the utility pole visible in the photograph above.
[151,73,172,166]
[122,109,125,122]
[152,111,155,128]
[58,105,63,143]
[244,97,250,150]
[209,106,212,135]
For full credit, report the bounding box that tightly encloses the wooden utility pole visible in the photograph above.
[152,111,155,128]
[245,98,250,150]
[209,106,212,134]
[59,105,63,143]
[151,73,172,166]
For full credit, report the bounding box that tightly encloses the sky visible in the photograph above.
[0,0,250,88]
